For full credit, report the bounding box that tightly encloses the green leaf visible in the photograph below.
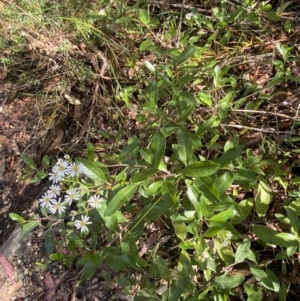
[45,228,55,255]
[196,177,220,202]
[49,253,67,261]
[250,266,280,292]
[214,274,244,289]
[217,146,244,166]
[231,198,253,224]
[152,257,170,280]
[178,250,194,278]
[235,239,251,263]
[255,177,272,216]
[87,142,96,161]
[177,127,192,166]
[182,160,220,178]
[9,213,26,224]
[169,276,190,301]
[119,136,141,162]
[145,82,158,103]
[21,153,36,169]
[173,222,187,240]
[215,172,234,195]
[131,168,158,183]
[104,247,131,271]
[75,158,107,185]
[18,220,41,243]
[174,45,196,67]
[139,9,150,25]
[150,132,166,168]
[252,225,297,247]
[163,179,178,200]
[104,184,139,216]
[285,207,300,231]
[209,209,236,222]
[176,91,197,121]
[80,254,103,281]
[42,155,50,169]
[248,290,262,301]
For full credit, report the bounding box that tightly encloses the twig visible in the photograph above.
[232,109,297,120]
[221,124,276,133]
[174,0,185,48]
[155,1,212,16]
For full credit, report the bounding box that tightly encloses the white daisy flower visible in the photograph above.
[88,195,104,209]
[52,159,70,177]
[49,198,66,215]
[65,162,83,177]
[39,192,54,208]
[74,215,92,233]
[64,189,80,205]
[47,184,61,198]
[48,170,64,183]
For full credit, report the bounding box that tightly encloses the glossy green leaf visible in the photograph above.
[255,177,272,216]
[139,9,150,25]
[214,274,244,289]
[176,91,197,121]
[174,45,196,67]
[141,180,164,197]
[131,168,158,183]
[21,153,36,169]
[252,225,297,247]
[209,209,236,222]
[80,254,103,281]
[104,184,139,216]
[49,253,67,261]
[235,239,251,263]
[215,172,234,195]
[177,127,192,166]
[140,148,152,165]
[250,266,280,292]
[285,207,300,231]
[45,229,55,255]
[216,146,243,166]
[173,222,187,240]
[182,160,220,178]
[18,220,41,243]
[231,198,253,224]
[196,177,220,202]
[247,290,262,301]
[150,132,166,168]
[75,158,107,185]
[9,213,26,224]
[118,137,141,162]
[162,181,178,205]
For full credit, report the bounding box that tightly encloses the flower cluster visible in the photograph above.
[39,158,104,233]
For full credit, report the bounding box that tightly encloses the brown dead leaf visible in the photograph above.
[8,281,23,295]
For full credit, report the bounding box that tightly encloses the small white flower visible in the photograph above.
[64,189,80,205]
[39,193,54,208]
[52,159,70,177]
[74,215,92,233]
[88,195,104,209]
[65,162,83,177]
[47,184,61,198]
[185,12,194,20]
[49,198,66,215]
[49,170,64,183]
